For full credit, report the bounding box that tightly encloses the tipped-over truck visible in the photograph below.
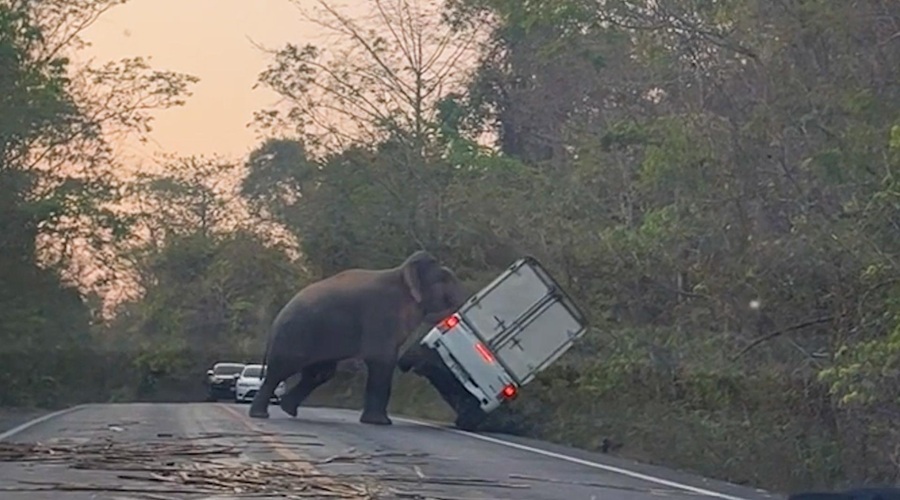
[398,256,589,430]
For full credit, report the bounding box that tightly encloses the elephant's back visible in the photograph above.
[290,269,385,306]
[268,270,386,341]
[289,269,398,305]
[272,284,362,328]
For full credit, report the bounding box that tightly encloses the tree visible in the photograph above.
[240,137,318,234]
[254,0,483,154]
[107,155,307,399]
[243,0,900,489]
[0,0,196,406]
[247,0,509,274]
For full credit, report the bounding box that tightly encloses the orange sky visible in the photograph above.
[79,0,334,164]
[70,0,478,310]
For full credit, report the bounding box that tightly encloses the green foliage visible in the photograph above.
[0,0,195,407]
[817,127,900,411]
[236,0,900,491]
[7,0,900,494]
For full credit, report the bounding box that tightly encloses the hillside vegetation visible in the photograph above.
[1,0,899,492]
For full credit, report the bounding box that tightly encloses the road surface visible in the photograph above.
[0,403,781,500]
[0,409,48,436]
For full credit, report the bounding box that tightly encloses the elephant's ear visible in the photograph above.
[403,264,423,303]
[402,250,435,303]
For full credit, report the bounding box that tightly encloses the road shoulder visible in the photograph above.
[393,412,783,500]
[0,407,64,440]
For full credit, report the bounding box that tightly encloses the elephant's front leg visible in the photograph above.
[360,357,396,425]
[358,312,402,425]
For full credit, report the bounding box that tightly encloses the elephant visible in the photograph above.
[248,250,469,425]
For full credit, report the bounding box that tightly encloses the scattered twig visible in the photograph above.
[0,435,526,499]
[730,316,834,360]
[392,492,497,500]
[1,440,381,499]
[3,480,217,495]
[316,449,429,465]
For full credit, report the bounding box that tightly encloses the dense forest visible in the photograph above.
[1,0,899,492]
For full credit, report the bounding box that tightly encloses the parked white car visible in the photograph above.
[234,364,286,403]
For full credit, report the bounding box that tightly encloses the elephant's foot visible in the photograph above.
[279,397,300,417]
[248,405,270,419]
[359,411,393,426]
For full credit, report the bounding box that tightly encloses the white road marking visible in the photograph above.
[0,405,86,441]
[394,416,756,500]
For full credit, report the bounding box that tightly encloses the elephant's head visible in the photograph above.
[399,251,469,318]
[427,266,469,315]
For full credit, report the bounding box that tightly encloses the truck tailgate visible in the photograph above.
[458,257,588,385]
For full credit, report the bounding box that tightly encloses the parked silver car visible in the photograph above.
[234,364,286,403]
[205,362,246,401]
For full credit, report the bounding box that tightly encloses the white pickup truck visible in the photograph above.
[398,256,589,430]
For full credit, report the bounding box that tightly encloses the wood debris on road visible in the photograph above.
[0,437,378,498]
[0,439,240,464]
[0,434,526,499]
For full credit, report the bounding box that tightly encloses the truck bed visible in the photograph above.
[456,257,588,385]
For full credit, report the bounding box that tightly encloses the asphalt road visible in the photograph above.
[0,409,49,436]
[0,403,783,500]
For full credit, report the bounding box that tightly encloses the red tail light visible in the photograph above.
[474,342,495,363]
[501,384,518,400]
[441,315,459,329]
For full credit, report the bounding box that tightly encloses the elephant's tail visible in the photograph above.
[260,330,272,380]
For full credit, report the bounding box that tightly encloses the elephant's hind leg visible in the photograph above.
[249,361,295,419]
[279,361,337,417]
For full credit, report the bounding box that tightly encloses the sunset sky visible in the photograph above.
[79,0,331,165]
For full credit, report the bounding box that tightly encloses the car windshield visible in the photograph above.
[242,366,263,378]
[213,364,244,376]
